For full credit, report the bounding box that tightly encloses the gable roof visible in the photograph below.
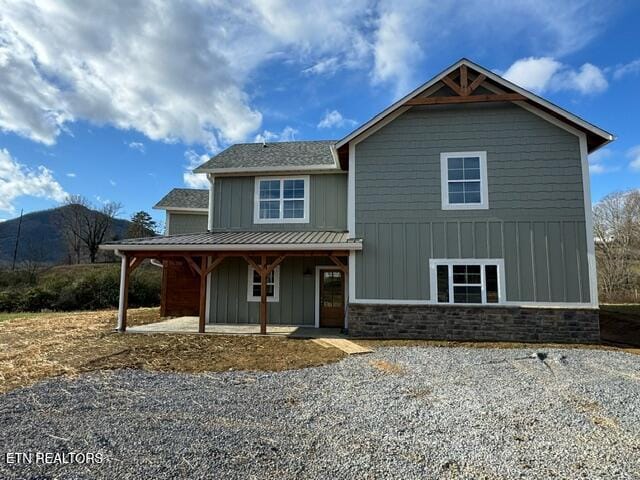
[335,58,614,167]
[193,140,338,174]
[154,188,209,211]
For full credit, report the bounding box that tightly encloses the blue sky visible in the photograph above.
[0,0,639,225]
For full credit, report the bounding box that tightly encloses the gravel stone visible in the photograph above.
[1,347,639,479]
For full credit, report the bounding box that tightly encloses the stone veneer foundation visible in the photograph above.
[347,304,600,343]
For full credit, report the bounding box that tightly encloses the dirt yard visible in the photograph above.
[0,308,345,394]
[1,306,638,395]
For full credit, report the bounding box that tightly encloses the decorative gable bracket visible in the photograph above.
[404,64,526,106]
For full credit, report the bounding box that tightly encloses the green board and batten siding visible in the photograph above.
[209,257,333,325]
[167,212,208,235]
[212,173,347,231]
[207,172,347,324]
[354,102,591,303]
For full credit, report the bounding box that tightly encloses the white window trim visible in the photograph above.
[246,265,280,302]
[253,175,310,224]
[440,151,489,210]
[429,259,506,305]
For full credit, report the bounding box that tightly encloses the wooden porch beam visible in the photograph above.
[117,254,130,332]
[126,250,352,259]
[260,255,267,335]
[205,255,226,276]
[264,255,286,276]
[405,93,525,106]
[198,256,208,333]
[183,255,201,276]
[128,256,145,273]
[242,255,263,274]
[329,255,348,273]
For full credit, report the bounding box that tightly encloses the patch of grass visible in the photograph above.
[0,308,346,394]
[369,359,406,374]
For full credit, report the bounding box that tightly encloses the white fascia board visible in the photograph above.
[100,242,363,252]
[336,58,613,151]
[154,207,209,213]
[194,164,344,176]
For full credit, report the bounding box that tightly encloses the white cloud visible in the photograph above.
[0,1,375,147]
[503,57,563,92]
[588,148,617,174]
[372,9,422,97]
[503,57,607,94]
[128,142,145,153]
[254,126,299,143]
[109,179,117,186]
[628,146,640,171]
[318,110,357,129]
[613,59,640,80]
[66,172,76,178]
[0,0,615,146]
[0,148,67,213]
[183,150,210,189]
[302,57,341,76]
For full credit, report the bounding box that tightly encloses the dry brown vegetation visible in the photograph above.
[0,308,345,394]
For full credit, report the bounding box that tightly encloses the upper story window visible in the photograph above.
[254,176,310,224]
[440,151,488,210]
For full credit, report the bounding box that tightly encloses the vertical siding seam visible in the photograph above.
[560,221,567,302]
[515,222,521,300]
[485,221,490,259]
[376,224,380,298]
[429,222,434,258]
[472,221,476,258]
[530,224,537,301]
[575,221,583,303]
[457,221,462,258]
[545,222,552,301]
[417,223,422,298]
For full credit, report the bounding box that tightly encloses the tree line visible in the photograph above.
[593,189,640,303]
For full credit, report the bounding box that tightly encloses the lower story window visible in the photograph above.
[247,266,280,302]
[430,260,504,304]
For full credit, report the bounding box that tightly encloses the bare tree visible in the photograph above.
[593,190,640,301]
[58,196,123,264]
[56,194,85,264]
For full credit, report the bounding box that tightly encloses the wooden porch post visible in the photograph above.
[260,254,267,335]
[117,253,130,332]
[199,255,208,333]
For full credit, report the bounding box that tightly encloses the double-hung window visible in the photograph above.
[254,176,309,223]
[440,152,488,209]
[247,266,280,302]
[430,259,505,304]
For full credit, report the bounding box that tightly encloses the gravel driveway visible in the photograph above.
[1,346,639,479]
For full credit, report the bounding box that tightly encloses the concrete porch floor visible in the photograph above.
[126,316,344,338]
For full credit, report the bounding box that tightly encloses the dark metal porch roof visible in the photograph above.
[100,231,362,251]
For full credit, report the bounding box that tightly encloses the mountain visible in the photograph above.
[0,206,140,265]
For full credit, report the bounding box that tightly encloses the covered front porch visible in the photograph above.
[125,315,344,337]
[100,231,362,334]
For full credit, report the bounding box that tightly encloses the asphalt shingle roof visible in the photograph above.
[101,231,361,250]
[154,188,209,210]
[193,140,337,172]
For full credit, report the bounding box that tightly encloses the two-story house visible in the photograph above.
[101,58,613,342]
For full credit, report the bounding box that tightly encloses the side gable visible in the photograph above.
[336,58,613,168]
